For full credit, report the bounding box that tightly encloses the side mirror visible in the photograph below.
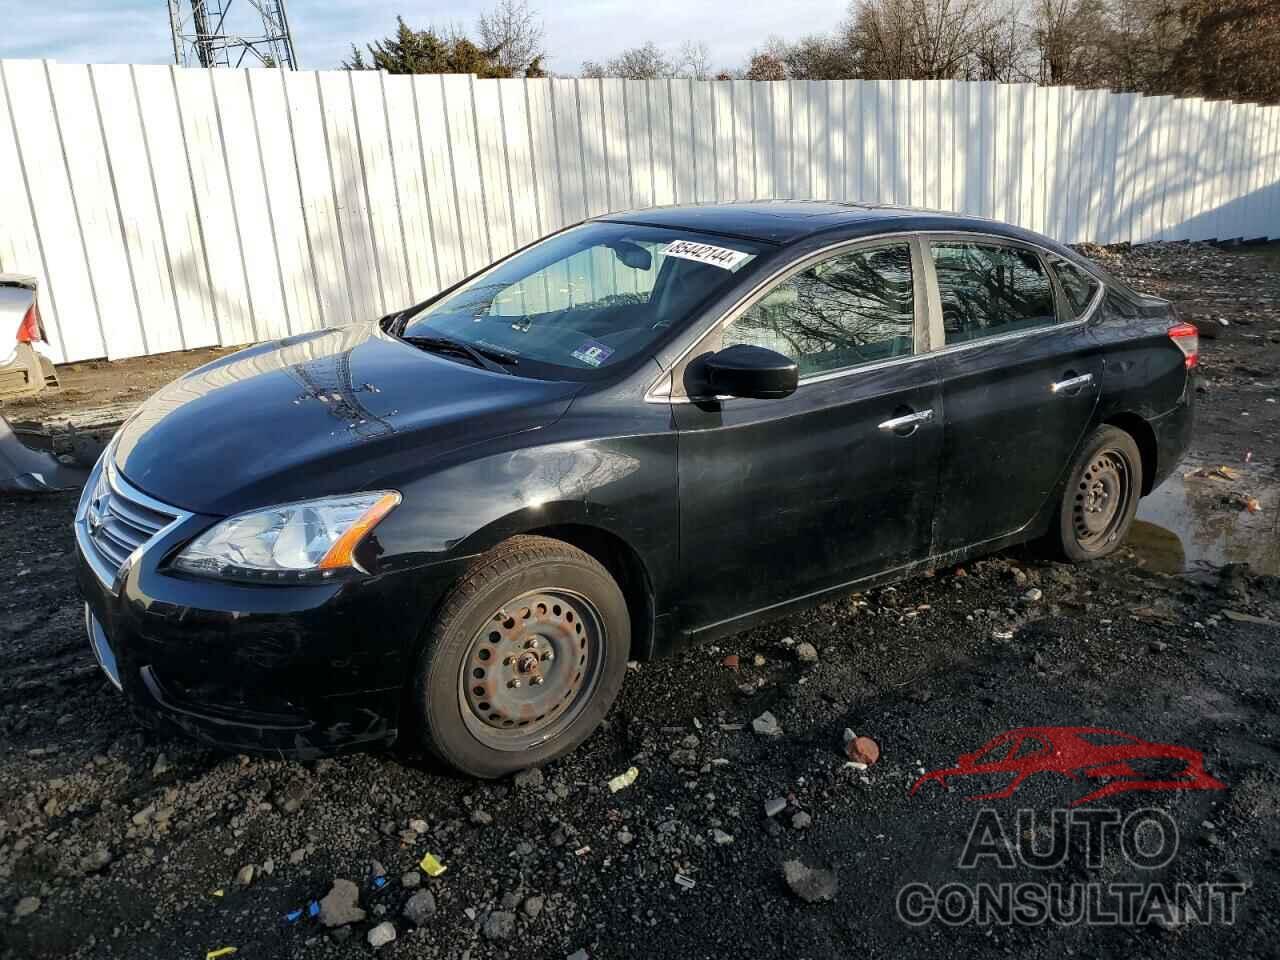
[702,344,799,400]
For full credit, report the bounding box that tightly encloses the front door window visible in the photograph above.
[723,242,915,377]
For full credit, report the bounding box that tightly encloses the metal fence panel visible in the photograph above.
[1,61,1277,362]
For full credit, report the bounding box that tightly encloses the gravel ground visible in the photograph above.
[2,242,1280,960]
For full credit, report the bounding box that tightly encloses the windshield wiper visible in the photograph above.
[400,335,517,375]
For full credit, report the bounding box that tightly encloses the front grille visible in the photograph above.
[77,455,187,591]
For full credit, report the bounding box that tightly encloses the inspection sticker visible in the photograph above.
[661,240,751,271]
[571,339,614,367]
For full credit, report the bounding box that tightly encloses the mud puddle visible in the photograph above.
[1131,458,1279,575]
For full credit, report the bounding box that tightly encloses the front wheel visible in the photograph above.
[413,536,630,778]
[1051,425,1143,562]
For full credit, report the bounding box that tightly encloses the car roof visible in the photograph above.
[594,200,1049,247]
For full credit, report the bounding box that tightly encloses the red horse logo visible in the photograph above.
[910,726,1225,807]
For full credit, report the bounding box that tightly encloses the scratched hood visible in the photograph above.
[114,324,579,515]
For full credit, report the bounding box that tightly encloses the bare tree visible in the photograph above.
[678,41,714,80]
[844,0,1005,79]
[477,0,546,76]
[974,0,1033,81]
[1032,0,1106,83]
[581,42,678,79]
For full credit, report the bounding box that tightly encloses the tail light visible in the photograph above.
[16,302,42,344]
[1168,322,1198,369]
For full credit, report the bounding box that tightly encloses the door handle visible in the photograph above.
[1050,373,1094,394]
[878,409,934,433]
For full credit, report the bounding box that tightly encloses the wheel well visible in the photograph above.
[1103,413,1157,495]
[524,524,654,661]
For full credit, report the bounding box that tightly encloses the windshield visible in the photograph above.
[399,222,765,379]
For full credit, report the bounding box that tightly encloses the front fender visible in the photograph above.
[372,431,680,618]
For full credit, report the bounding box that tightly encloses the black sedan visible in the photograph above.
[75,202,1196,776]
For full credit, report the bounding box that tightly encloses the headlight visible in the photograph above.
[172,491,400,582]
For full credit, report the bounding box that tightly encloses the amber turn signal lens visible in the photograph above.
[318,491,401,570]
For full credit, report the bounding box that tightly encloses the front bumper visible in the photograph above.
[75,470,464,759]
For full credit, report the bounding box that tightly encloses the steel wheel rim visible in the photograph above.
[458,588,605,752]
[1073,450,1132,551]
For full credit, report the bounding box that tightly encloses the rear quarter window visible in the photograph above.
[1051,257,1101,317]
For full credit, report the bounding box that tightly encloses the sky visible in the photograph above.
[0,1,842,74]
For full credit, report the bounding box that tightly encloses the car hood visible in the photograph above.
[114,324,581,515]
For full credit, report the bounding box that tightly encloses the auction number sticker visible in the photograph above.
[662,240,751,271]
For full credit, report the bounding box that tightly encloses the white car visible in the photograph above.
[0,274,58,401]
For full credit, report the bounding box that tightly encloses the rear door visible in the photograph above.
[926,236,1105,553]
[671,238,941,630]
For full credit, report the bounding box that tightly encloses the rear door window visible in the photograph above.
[930,241,1057,346]
[722,242,915,378]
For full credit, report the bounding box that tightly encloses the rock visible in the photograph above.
[403,889,436,926]
[513,767,545,789]
[567,951,590,960]
[764,796,788,818]
[277,780,309,815]
[712,829,734,845]
[401,871,421,889]
[318,878,366,928]
[846,735,880,765]
[369,860,386,880]
[791,811,812,830]
[131,804,156,826]
[1021,587,1043,604]
[752,711,783,737]
[658,819,678,834]
[669,748,698,767]
[795,642,819,663]
[1222,609,1279,627]
[367,921,397,949]
[1149,640,1169,653]
[14,896,41,918]
[737,683,756,697]
[151,753,170,777]
[522,894,545,919]
[782,859,838,902]
[721,654,739,670]
[470,808,493,826]
[408,818,429,834]
[79,847,113,874]
[483,911,517,941]
[236,864,255,887]
[289,847,306,864]
[617,829,634,845]
[753,654,766,666]
[680,734,700,749]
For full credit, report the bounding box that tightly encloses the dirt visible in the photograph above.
[0,347,233,424]
[2,243,1280,960]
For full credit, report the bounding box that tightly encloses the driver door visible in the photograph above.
[672,238,942,631]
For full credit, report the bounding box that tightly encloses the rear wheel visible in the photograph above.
[413,536,629,778]
[1052,425,1143,562]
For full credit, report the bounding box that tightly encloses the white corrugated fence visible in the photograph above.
[1,61,1277,363]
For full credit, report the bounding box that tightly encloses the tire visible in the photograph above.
[413,535,630,778]
[1051,425,1144,563]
